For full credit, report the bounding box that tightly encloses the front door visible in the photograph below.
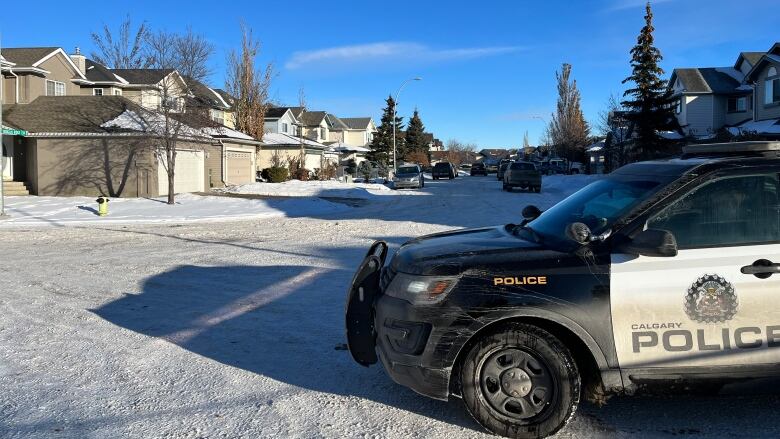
[611,171,780,369]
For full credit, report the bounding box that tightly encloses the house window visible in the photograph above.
[674,99,682,114]
[727,96,747,112]
[45,80,66,96]
[765,66,780,106]
[211,109,225,125]
[93,88,104,96]
[282,122,289,133]
[114,89,122,96]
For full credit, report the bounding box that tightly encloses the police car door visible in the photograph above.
[611,171,780,370]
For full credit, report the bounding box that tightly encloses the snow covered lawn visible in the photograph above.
[0,193,349,226]
[222,179,429,199]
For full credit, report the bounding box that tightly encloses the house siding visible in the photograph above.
[754,61,780,121]
[684,95,715,136]
[712,95,726,129]
[25,54,80,102]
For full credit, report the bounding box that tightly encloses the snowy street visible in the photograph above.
[2,175,780,439]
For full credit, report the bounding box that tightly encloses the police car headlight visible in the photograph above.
[385,273,458,305]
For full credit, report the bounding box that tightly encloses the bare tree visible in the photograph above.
[444,139,477,166]
[547,63,589,162]
[145,30,213,204]
[173,27,214,82]
[90,15,151,69]
[225,23,274,141]
[297,87,307,168]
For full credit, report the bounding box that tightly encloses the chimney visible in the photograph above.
[70,46,86,75]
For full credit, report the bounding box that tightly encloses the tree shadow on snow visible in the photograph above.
[91,263,482,433]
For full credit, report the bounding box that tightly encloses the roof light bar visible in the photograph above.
[683,141,780,154]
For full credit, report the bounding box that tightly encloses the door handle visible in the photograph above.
[741,259,780,279]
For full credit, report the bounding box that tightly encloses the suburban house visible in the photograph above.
[264,107,301,135]
[733,43,780,137]
[669,42,780,139]
[1,46,259,196]
[333,117,376,146]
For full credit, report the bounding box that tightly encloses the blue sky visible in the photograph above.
[2,0,778,147]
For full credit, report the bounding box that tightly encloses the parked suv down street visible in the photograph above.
[470,162,488,176]
[432,162,456,180]
[346,141,780,438]
[392,164,424,189]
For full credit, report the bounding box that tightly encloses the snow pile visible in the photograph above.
[224,179,429,199]
[0,193,348,226]
[727,118,780,136]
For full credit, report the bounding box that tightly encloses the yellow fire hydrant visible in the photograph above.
[96,196,110,216]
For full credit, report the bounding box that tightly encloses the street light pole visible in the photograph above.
[0,35,6,219]
[392,77,421,176]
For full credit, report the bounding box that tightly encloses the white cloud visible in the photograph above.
[605,0,677,12]
[285,42,522,70]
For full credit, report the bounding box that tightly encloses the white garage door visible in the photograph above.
[158,150,205,196]
[226,151,253,185]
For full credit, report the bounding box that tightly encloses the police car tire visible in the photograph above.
[460,324,580,439]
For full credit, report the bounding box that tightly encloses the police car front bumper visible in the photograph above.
[373,293,460,401]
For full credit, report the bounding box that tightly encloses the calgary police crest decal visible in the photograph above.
[685,274,738,323]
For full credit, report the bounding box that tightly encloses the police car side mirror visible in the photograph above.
[522,205,542,221]
[620,229,678,257]
[565,222,592,245]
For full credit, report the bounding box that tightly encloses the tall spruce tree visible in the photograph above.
[404,108,427,156]
[369,95,405,166]
[621,2,674,158]
[547,63,589,162]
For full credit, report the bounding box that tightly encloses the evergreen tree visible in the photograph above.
[368,95,405,166]
[621,2,675,158]
[404,108,428,157]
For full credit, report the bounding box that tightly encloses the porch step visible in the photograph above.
[2,180,30,196]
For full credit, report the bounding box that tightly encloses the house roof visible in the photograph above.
[212,89,235,106]
[298,111,327,126]
[261,132,328,149]
[4,96,140,134]
[84,59,125,83]
[745,53,780,82]
[111,68,175,84]
[1,47,60,67]
[325,113,349,130]
[340,117,373,130]
[479,148,510,157]
[735,51,764,70]
[265,107,293,118]
[671,67,743,94]
[184,77,229,109]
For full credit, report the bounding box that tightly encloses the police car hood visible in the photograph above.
[390,225,546,276]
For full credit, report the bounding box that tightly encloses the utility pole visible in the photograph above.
[0,35,7,220]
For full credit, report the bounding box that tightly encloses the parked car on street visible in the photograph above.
[503,161,542,192]
[470,162,488,176]
[497,160,512,180]
[392,164,424,189]
[432,162,456,180]
[346,141,780,439]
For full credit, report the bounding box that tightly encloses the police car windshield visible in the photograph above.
[526,177,665,247]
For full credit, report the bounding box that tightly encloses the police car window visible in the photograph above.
[528,178,663,245]
[648,173,780,248]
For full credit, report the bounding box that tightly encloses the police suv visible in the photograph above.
[345,141,780,438]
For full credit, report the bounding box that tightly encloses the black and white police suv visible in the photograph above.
[345,141,780,438]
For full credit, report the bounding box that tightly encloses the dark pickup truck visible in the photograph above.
[503,161,542,192]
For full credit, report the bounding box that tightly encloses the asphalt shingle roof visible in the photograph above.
[111,69,174,84]
[340,117,372,130]
[1,47,59,67]
[4,96,139,133]
[739,52,765,68]
[298,111,327,126]
[325,113,349,130]
[265,107,292,118]
[85,59,121,82]
[673,68,741,94]
[184,77,228,109]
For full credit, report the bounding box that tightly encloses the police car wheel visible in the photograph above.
[461,324,580,439]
